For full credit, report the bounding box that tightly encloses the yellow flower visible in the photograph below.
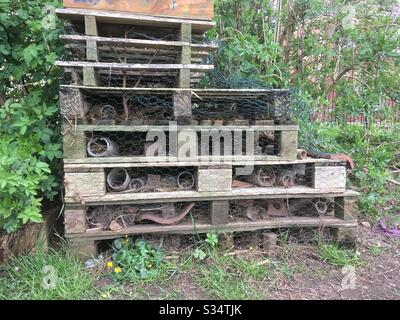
[147,263,153,269]
[114,267,122,274]
[106,261,114,269]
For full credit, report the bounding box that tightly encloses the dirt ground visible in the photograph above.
[93,225,400,300]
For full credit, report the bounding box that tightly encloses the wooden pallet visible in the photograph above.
[65,192,359,257]
[57,10,212,88]
[62,123,299,163]
[59,86,291,124]
[63,161,347,203]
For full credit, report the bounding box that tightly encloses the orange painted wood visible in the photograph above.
[63,0,214,20]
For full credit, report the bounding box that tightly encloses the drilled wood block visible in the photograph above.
[65,209,87,234]
[64,171,106,201]
[210,201,230,225]
[197,168,232,192]
[313,166,346,192]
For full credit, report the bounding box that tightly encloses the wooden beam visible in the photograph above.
[56,8,216,32]
[59,34,218,51]
[65,216,357,240]
[56,61,214,72]
[72,188,360,206]
[179,23,192,88]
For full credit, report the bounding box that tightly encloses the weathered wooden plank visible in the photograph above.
[65,216,357,240]
[65,209,87,234]
[179,23,192,88]
[64,171,106,200]
[63,158,344,169]
[83,66,97,86]
[59,35,218,51]
[59,85,290,95]
[197,168,232,192]
[73,188,360,206]
[210,201,230,225]
[62,0,214,21]
[313,166,347,192]
[63,155,321,164]
[73,124,299,132]
[56,61,214,72]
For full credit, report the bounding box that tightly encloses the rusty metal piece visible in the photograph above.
[308,151,355,170]
[267,200,289,217]
[246,206,267,221]
[136,203,196,225]
[177,171,196,190]
[129,178,145,193]
[232,179,254,188]
[276,170,296,188]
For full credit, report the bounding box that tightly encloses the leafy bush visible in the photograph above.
[0,0,63,232]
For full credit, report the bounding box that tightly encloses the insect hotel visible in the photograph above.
[56,1,359,257]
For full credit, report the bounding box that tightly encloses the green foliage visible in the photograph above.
[0,248,96,300]
[110,238,166,281]
[0,0,63,232]
[315,124,399,218]
[318,243,362,267]
[205,233,219,248]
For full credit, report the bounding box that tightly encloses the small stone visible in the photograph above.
[109,220,124,232]
[361,221,371,228]
[84,259,96,269]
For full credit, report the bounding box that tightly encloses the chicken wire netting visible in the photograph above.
[83,130,285,158]
[101,163,325,195]
[84,196,338,233]
[64,89,291,124]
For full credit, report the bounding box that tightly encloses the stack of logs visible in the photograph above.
[56,1,359,257]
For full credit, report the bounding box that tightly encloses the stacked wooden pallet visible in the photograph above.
[56,4,358,257]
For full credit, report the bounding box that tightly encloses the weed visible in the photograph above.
[108,238,166,282]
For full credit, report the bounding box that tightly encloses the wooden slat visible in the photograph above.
[70,188,360,206]
[56,8,215,32]
[62,0,214,21]
[72,124,299,132]
[59,34,218,51]
[56,61,214,72]
[63,158,344,169]
[65,216,358,240]
[60,85,290,94]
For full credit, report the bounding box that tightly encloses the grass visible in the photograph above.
[196,251,269,300]
[0,248,97,300]
[318,243,363,268]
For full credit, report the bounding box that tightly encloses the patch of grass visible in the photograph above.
[0,248,97,300]
[318,243,363,267]
[196,251,269,300]
[369,245,383,257]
